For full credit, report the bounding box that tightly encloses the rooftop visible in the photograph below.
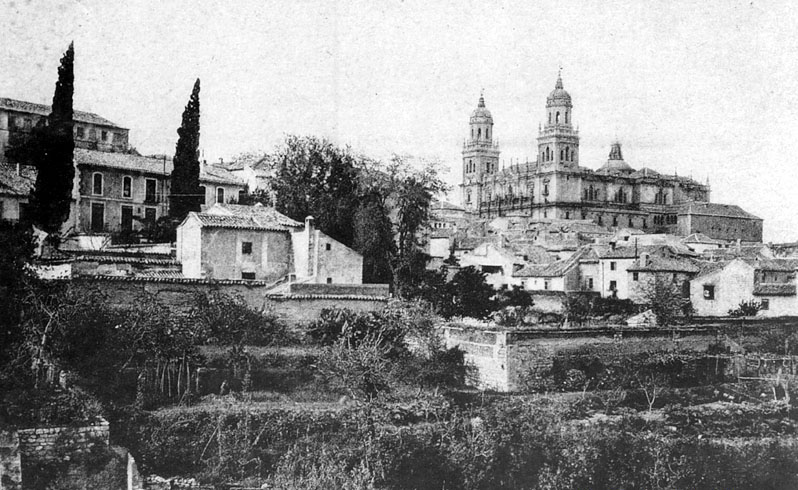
[679,202,762,221]
[0,97,125,129]
[75,149,243,185]
[187,203,302,232]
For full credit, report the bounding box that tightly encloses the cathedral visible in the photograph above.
[457,74,762,240]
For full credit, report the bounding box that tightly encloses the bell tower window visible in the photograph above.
[477,128,481,139]
[556,111,560,124]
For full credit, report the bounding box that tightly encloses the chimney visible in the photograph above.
[305,215,315,233]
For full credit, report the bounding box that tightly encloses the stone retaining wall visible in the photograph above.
[17,419,109,464]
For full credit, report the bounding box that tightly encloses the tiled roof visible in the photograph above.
[743,258,798,272]
[71,253,179,266]
[72,274,279,286]
[75,149,244,186]
[0,163,35,196]
[679,202,761,220]
[190,212,289,231]
[682,233,725,244]
[76,148,171,175]
[200,164,245,185]
[0,97,125,128]
[266,293,389,301]
[514,246,588,277]
[694,260,731,278]
[753,284,797,296]
[208,203,302,228]
[628,257,700,273]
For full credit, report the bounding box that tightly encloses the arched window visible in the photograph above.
[477,128,481,140]
[560,149,564,161]
[471,128,474,139]
[613,216,618,227]
[122,176,132,198]
[565,147,569,160]
[565,111,569,124]
[92,172,103,196]
[466,190,472,203]
[216,187,225,204]
[556,111,560,124]
[486,127,490,139]
[583,189,588,200]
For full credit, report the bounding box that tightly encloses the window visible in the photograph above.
[242,272,256,280]
[544,280,550,290]
[565,212,570,219]
[101,130,108,141]
[18,203,29,222]
[121,205,133,231]
[633,272,639,281]
[76,126,85,139]
[703,285,715,300]
[643,219,647,229]
[144,207,156,224]
[92,173,103,195]
[588,278,594,289]
[761,299,770,310]
[609,280,617,291]
[122,176,132,198]
[242,241,253,254]
[145,179,157,203]
[325,243,331,251]
[89,128,96,140]
[556,111,560,123]
[612,216,618,226]
[326,277,333,284]
[238,190,246,202]
[216,187,225,204]
[610,261,617,271]
[90,203,104,232]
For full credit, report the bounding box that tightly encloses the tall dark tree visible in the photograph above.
[353,193,395,283]
[27,42,75,236]
[170,78,202,222]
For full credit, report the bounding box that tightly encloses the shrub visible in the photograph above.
[191,291,293,346]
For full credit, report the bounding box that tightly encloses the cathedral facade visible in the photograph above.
[459,75,714,235]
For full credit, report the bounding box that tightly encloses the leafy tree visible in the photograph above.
[639,275,692,327]
[169,78,202,223]
[27,42,76,237]
[271,135,360,246]
[0,221,37,383]
[444,266,496,319]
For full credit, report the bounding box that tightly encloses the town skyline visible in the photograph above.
[3,0,798,241]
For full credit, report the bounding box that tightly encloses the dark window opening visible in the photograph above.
[242,272,256,280]
[325,243,331,251]
[92,173,103,195]
[633,272,639,281]
[242,241,253,254]
[123,176,132,198]
[761,299,770,310]
[703,285,715,300]
[145,179,157,203]
[326,277,333,284]
[610,261,617,271]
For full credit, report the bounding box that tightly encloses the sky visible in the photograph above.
[3,0,798,241]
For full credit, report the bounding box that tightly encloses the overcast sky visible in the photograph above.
[3,0,798,241]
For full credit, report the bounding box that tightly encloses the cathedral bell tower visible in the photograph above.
[461,93,500,212]
[537,72,579,168]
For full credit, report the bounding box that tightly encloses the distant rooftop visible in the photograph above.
[0,97,126,129]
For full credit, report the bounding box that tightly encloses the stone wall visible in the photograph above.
[72,276,387,324]
[17,420,109,465]
[444,325,717,392]
[0,430,21,490]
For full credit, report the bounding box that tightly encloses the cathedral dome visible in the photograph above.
[470,95,492,121]
[547,74,572,106]
[598,142,634,173]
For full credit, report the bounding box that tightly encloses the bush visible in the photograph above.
[191,291,294,346]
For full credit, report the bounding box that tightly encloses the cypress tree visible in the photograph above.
[170,78,202,222]
[28,42,75,236]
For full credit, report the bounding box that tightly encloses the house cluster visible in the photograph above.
[0,97,247,237]
[428,204,798,318]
